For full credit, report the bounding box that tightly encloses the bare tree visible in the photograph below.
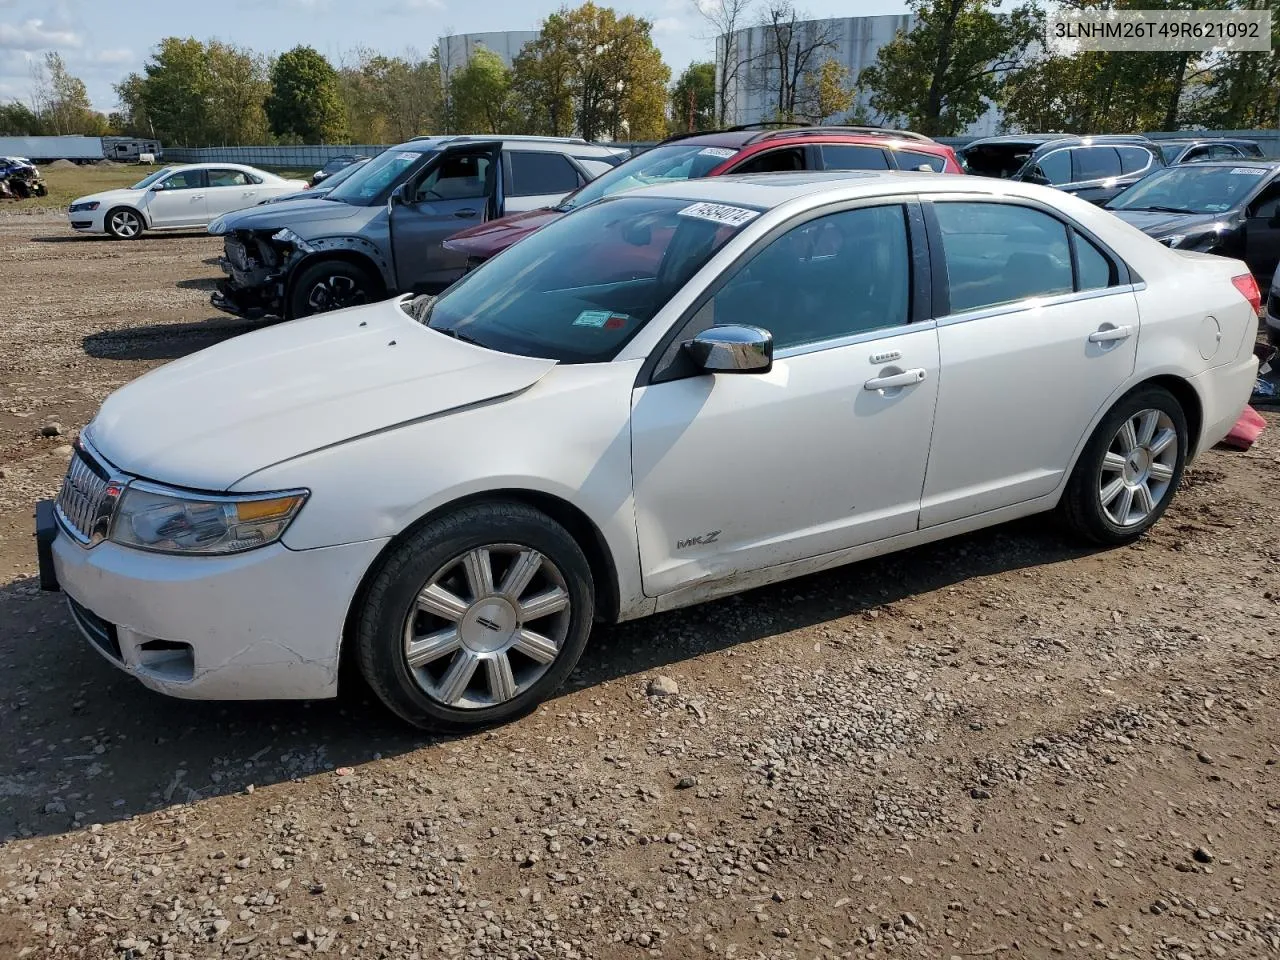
[753,1,838,122]
[695,0,754,126]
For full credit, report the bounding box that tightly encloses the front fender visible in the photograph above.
[287,237,396,294]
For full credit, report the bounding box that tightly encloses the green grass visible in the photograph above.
[20,164,153,211]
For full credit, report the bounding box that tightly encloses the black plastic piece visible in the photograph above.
[35,499,59,592]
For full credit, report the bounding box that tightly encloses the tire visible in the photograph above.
[1059,385,1188,546]
[105,207,144,240]
[288,259,379,319]
[354,501,596,731]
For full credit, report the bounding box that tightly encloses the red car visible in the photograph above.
[443,125,963,267]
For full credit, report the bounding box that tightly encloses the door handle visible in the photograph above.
[454,208,478,218]
[191,194,204,201]
[1088,325,1132,343]
[864,368,927,391]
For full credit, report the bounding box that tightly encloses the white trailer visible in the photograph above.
[0,136,105,162]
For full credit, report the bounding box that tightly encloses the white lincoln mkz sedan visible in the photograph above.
[39,172,1260,729]
[67,163,307,239]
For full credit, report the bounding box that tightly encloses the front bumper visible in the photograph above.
[48,525,387,700]
[212,234,288,318]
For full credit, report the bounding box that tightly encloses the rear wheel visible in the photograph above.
[1059,385,1188,545]
[289,260,379,319]
[105,207,144,240]
[354,502,595,731]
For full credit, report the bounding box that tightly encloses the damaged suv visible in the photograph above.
[209,135,626,320]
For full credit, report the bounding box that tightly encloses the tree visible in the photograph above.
[266,46,347,143]
[799,56,854,123]
[696,0,754,125]
[510,25,577,137]
[859,0,1040,136]
[0,101,43,136]
[204,42,270,145]
[670,61,717,132]
[118,39,210,145]
[338,47,443,142]
[751,1,839,122]
[449,47,512,133]
[29,53,102,135]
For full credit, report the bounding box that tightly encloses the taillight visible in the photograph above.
[1231,273,1261,317]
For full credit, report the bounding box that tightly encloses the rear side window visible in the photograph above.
[895,149,945,172]
[508,151,580,196]
[1072,146,1122,181]
[732,147,806,174]
[1117,146,1155,174]
[1074,232,1115,291]
[933,202,1073,313]
[208,169,251,187]
[821,144,890,171]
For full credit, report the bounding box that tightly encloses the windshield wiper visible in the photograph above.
[1132,204,1198,214]
[431,323,484,347]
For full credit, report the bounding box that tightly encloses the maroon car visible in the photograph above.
[443,124,962,268]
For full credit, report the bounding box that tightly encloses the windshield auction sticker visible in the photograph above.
[1047,9,1270,53]
[698,147,738,159]
[678,202,761,228]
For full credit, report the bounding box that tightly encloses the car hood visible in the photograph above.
[87,298,559,491]
[1109,209,1227,238]
[261,187,330,205]
[72,187,145,207]
[209,197,365,235]
[443,207,565,257]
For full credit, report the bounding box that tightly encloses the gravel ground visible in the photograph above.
[2,210,1279,960]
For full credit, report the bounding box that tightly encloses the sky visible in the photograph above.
[0,0,905,114]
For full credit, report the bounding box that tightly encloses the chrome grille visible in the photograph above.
[55,446,113,544]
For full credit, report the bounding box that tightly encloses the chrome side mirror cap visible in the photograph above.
[686,324,773,374]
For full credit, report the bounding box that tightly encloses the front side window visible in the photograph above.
[705,205,911,350]
[508,151,580,196]
[157,169,205,190]
[896,148,945,172]
[418,196,752,362]
[558,144,739,212]
[208,169,250,187]
[934,202,1073,313]
[130,167,175,190]
[1071,146,1122,182]
[732,147,806,174]
[1107,164,1268,215]
[820,144,890,171]
[414,153,490,202]
[1034,149,1072,185]
[1249,181,1280,220]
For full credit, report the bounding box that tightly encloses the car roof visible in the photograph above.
[614,169,1047,208]
[658,126,948,152]
[1160,159,1280,170]
[398,135,619,155]
[1157,137,1259,145]
[964,134,1154,150]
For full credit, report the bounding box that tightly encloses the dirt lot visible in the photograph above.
[1,209,1279,960]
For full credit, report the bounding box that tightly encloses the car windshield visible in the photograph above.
[320,157,353,174]
[415,195,757,362]
[130,167,175,190]
[1107,165,1269,214]
[1158,143,1188,164]
[316,158,368,190]
[325,148,430,204]
[557,144,740,212]
[959,143,1039,179]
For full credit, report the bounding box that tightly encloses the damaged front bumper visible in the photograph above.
[51,530,388,700]
[212,232,294,319]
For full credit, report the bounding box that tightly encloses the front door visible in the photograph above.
[145,168,207,227]
[919,199,1139,526]
[390,145,500,290]
[630,202,940,597]
[1243,178,1280,283]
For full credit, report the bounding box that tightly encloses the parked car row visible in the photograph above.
[41,123,1264,729]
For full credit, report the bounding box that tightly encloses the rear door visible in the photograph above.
[1243,176,1280,283]
[389,144,501,290]
[143,168,208,227]
[503,150,583,214]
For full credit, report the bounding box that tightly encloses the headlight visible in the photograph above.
[208,216,227,235]
[1158,234,1186,248]
[69,201,100,212]
[110,483,308,555]
[272,228,314,252]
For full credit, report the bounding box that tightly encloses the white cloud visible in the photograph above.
[383,0,445,9]
[0,18,83,51]
[652,16,685,35]
[82,47,133,65]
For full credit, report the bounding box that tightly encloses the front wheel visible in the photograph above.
[105,207,144,240]
[354,502,596,731]
[1059,385,1188,546]
[288,260,378,319]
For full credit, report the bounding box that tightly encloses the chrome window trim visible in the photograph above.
[1027,143,1156,189]
[936,283,1142,328]
[773,318,938,360]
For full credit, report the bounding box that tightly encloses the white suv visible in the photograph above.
[39,172,1259,729]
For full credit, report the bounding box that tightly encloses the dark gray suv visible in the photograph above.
[958,134,1165,205]
[209,135,626,320]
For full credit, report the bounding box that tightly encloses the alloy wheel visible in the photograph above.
[110,211,140,238]
[402,544,571,709]
[306,274,369,312]
[1098,408,1178,527]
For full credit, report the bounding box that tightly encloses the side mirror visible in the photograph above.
[150,183,165,192]
[391,182,411,206]
[685,324,773,374]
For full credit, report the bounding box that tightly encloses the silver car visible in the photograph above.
[209,136,627,320]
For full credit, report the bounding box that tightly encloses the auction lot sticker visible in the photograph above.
[1047,9,1271,53]
[678,202,761,228]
